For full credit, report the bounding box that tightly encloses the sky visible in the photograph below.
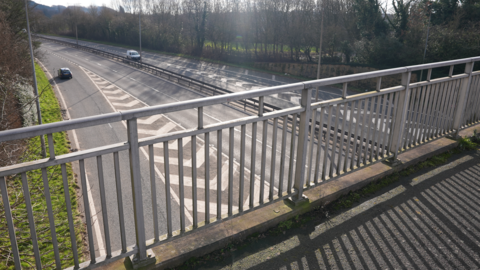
[34,0,111,7]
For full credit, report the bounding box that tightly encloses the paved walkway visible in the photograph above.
[195,150,480,270]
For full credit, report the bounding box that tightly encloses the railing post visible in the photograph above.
[452,62,474,137]
[388,71,412,165]
[289,86,312,204]
[124,118,155,268]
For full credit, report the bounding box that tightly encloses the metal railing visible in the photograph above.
[1,57,479,269]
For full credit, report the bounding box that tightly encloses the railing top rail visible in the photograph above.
[2,50,479,143]
[0,82,305,142]
[304,57,480,89]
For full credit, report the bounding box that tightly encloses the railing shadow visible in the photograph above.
[199,150,480,270]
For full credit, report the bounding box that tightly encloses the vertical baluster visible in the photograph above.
[148,145,159,239]
[419,84,435,143]
[0,177,21,269]
[79,160,96,263]
[239,125,246,212]
[376,95,388,159]
[191,135,198,228]
[434,81,451,137]
[126,118,148,260]
[351,100,363,169]
[279,116,288,195]
[47,133,55,159]
[60,165,79,267]
[113,152,127,252]
[411,88,425,146]
[447,79,462,132]
[269,118,278,200]
[97,156,112,258]
[344,101,356,171]
[426,83,443,140]
[178,138,185,232]
[337,102,348,174]
[260,120,268,204]
[228,127,234,216]
[322,106,333,180]
[163,142,173,236]
[364,97,376,164]
[204,133,210,223]
[42,168,61,269]
[250,122,257,207]
[403,88,417,149]
[449,79,463,130]
[287,114,298,192]
[217,130,222,219]
[20,172,42,269]
[315,108,326,183]
[307,90,320,185]
[412,86,428,146]
[387,93,401,155]
[439,80,455,134]
[357,99,369,167]
[329,105,341,178]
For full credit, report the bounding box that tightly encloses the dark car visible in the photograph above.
[58,68,73,79]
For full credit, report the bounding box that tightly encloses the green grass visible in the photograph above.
[0,63,83,269]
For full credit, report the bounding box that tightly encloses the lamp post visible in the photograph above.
[24,0,46,158]
[316,0,325,81]
[139,1,142,61]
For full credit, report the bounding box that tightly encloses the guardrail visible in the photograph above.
[1,56,479,269]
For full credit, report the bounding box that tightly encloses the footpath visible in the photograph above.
[188,148,480,269]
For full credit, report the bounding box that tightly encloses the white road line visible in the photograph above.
[112,70,117,72]
[37,60,106,257]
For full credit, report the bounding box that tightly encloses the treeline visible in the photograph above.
[32,0,480,68]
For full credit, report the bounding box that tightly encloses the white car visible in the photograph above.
[126,50,141,61]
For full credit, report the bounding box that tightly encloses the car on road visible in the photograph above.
[58,68,73,79]
[126,50,141,61]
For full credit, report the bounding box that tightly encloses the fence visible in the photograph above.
[1,56,479,269]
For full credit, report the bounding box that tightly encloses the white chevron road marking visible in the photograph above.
[112,100,140,107]
[139,122,176,136]
[102,84,117,90]
[138,114,163,125]
[107,94,130,100]
[102,89,124,94]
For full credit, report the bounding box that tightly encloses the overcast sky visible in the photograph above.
[34,0,111,7]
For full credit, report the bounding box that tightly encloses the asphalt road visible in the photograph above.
[37,34,349,102]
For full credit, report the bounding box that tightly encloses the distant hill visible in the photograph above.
[30,1,107,18]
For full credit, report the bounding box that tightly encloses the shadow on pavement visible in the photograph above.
[196,150,480,270]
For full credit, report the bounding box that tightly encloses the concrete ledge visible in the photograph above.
[99,124,480,270]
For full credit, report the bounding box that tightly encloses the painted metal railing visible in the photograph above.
[1,57,479,269]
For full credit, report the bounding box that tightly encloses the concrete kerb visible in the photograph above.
[99,123,480,270]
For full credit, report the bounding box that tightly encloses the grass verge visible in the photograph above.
[0,63,83,269]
